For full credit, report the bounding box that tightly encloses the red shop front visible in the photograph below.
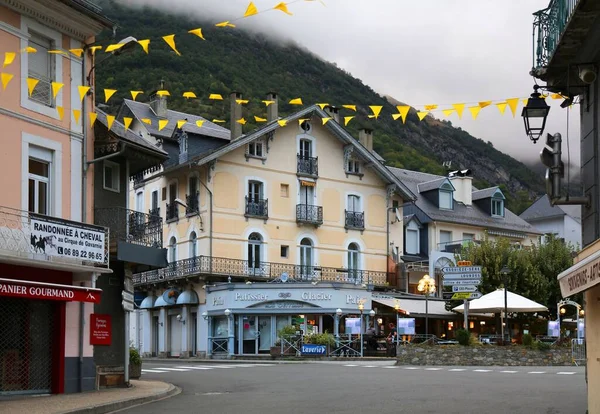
[0,275,101,395]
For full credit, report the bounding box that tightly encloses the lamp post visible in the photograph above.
[500,266,511,344]
[417,274,436,338]
[521,85,550,143]
[394,300,400,346]
[358,302,364,357]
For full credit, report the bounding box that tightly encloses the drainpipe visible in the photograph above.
[79,282,85,392]
[87,143,127,165]
[82,47,88,224]
[191,164,213,272]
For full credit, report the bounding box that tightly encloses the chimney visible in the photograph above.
[266,92,278,122]
[448,169,473,206]
[230,92,243,140]
[323,105,340,124]
[149,79,168,118]
[359,128,374,152]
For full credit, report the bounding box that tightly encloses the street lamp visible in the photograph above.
[521,85,550,143]
[417,274,436,338]
[394,299,401,345]
[501,266,511,344]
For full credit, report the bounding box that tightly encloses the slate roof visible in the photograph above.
[520,195,582,223]
[472,187,501,201]
[417,177,450,193]
[389,168,541,235]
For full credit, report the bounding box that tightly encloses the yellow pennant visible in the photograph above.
[236,99,249,105]
[78,85,90,101]
[26,78,39,96]
[262,100,275,106]
[213,119,226,123]
[158,119,169,131]
[156,90,170,97]
[289,98,303,105]
[209,94,223,100]
[244,2,258,17]
[506,98,519,117]
[392,114,402,121]
[551,93,565,100]
[322,117,332,125]
[496,102,508,115]
[137,39,150,54]
[177,119,187,128]
[188,28,206,40]
[522,98,529,106]
[124,117,133,130]
[69,48,84,57]
[237,118,247,125]
[316,103,329,109]
[104,89,117,103]
[57,106,64,120]
[23,46,37,54]
[274,2,293,15]
[106,115,115,130]
[298,118,309,125]
[277,120,288,127]
[215,21,236,28]
[344,116,354,126]
[342,104,357,111]
[196,120,205,128]
[183,91,197,99]
[452,103,465,119]
[131,90,144,101]
[89,112,98,127]
[141,118,152,125]
[48,50,68,56]
[254,116,267,122]
[369,105,383,119]
[424,104,438,111]
[162,35,181,56]
[468,106,481,120]
[3,52,16,68]
[89,45,103,55]
[416,111,429,121]
[442,109,455,117]
[478,101,492,108]
[1,73,14,90]
[51,82,64,99]
[72,109,81,124]
[396,105,410,124]
[105,43,124,53]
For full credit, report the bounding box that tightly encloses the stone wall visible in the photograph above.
[396,345,573,366]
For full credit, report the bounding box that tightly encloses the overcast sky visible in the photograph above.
[120,0,580,167]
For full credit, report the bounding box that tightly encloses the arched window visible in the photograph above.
[299,238,313,278]
[189,232,197,258]
[348,243,360,281]
[248,232,263,271]
[169,236,177,263]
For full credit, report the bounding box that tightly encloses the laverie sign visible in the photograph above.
[301,344,327,355]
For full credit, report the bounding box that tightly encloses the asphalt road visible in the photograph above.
[125,361,587,414]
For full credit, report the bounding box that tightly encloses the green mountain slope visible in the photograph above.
[95,1,543,213]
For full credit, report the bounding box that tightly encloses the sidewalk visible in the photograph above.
[142,356,396,364]
[0,380,179,414]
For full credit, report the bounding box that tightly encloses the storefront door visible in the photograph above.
[258,316,272,353]
[241,316,258,354]
[169,315,182,357]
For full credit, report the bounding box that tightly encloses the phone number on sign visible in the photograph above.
[58,247,103,261]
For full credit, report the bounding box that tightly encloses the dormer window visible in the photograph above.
[492,197,504,217]
[405,220,420,255]
[439,183,454,210]
[347,158,360,174]
[246,138,266,161]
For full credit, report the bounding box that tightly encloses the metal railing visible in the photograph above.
[296,204,323,226]
[165,202,178,222]
[330,334,362,357]
[344,210,364,230]
[297,154,318,177]
[186,192,199,216]
[437,239,479,253]
[209,337,228,354]
[533,0,580,68]
[571,338,586,366]
[245,197,268,219]
[95,207,162,248]
[148,207,160,223]
[132,255,390,286]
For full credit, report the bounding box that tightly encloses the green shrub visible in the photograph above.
[304,332,335,346]
[522,334,533,347]
[277,325,298,339]
[129,347,141,365]
[456,329,470,346]
[536,341,551,351]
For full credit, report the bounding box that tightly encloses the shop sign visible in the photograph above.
[301,292,332,301]
[29,215,107,264]
[213,296,224,306]
[261,301,317,309]
[558,250,600,297]
[301,344,327,355]
[163,288,180,305]
[0,278,102,303]
[235,292,269,301]
[90,314,112,346]
[345,295,368,305]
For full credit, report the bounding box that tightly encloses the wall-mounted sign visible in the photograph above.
[235,293,269,301]
[301,344,326,355]
[558,249,600,297]
[163,288,180,305]
[0,278,101,303]
[90,314,111,346]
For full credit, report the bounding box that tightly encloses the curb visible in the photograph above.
[59,383,181,414]
[142,357,396,364]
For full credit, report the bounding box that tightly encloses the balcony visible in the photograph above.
[149,207,160,221]
[344,210,364,230]
[436,239,479,254]
[166,202,178,223]
[296,204,323,226]
[186,192,199,216]
[133,256,390,287]
[245,197,268,219]
[297,155,318,177]
[533,0,580,69]
[0,206,109,271]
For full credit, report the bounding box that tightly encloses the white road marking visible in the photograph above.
[473,369,492,372]
[403,367,420,370]
[528,371,546,374]
[557,372,576,375]
[344,364,358,367]
[448,369,466,372]
[152,367,190,372]
[141,369,169,373]
[383,366,398,369]
[175,366,213,370]
[425,368,442,371]
[500,371,518,373]
[362,365,377,368]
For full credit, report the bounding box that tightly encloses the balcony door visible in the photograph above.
[247,181,265,216]
[299,139,312,159]
[299,238,313,279]
[348,243,360,281]
[300,183,314,206]
[247,232,262,273]
[347,195,360,213]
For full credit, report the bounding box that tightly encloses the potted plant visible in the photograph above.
[129,347,142,379]
[277,325,298,356]
[270,339,281,357]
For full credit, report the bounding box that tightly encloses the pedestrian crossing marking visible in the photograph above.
[556,372,576,375]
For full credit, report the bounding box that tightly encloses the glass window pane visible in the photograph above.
[104,166,112,188]
[28,179,35,212]
[29,159,49,177]
[406,229,418,254]
[38,181,47,215]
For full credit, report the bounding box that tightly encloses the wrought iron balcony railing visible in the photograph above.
[344,210,364,230]
[296,204,323,226]
[186,192,200,216]
[95,207,162,248]
[533,0,580,69]
[245,197,268,219]
[166,202,178,222]
[297,154,318,177]
[149,207,161,224]
[133,255,389,287]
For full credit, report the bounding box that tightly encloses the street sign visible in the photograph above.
[122,299,134,312]
[442,292,455,300]
[443,279,481,286]
[451,292,482,300]
[122,291,134,303]
[452,285,478,292]
[442,266,481,274]
[443,273,482,280]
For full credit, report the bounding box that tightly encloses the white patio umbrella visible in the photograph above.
[453,288,548,313]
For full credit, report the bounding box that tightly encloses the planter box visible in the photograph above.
[129,363,142,379]
[270,346,281,357]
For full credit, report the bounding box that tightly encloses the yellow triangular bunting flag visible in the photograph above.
[298,118,309,125]
[322,117,332,125]
[316,103,329,109]
[215,21,236,28]
[158,119,169,131]
[237,118,247,125]
[262,100,275,106]
[78,85,90,101]
[396,106,410,124]
[48,50,68,56]
[551,93,565,100]
[104,89,117,103]
[89,45,102,55]
[57,106,64,120]
[506,98,519,117]
[213,119,226,123]
[3,52,15,68]
[392,114,402,121]
[162,35,181,56]
[442,109,455,117]
[72,109,81,124]
[124,117,133,130]
[254,116,267,122]
[183,91,197,99]
[522,98,529,106]
[344,116,354,126]
[1,73,14,90]
[69,48,83,57]
[289,98,303,105]
[196,120,205,128]
[177,119,187,128]
[369,105,383,119]
[209,94,223,100]
[89,112,97,127]
[277,120,288,127]
[496,102,508,114]
[244,2,258,17]
[188,28,206,40]
[23,46,37,54]
[342,105,357,111]
[106,115,115,130]
[468,106,481,120]
[479,101,492,108]
[274,2,293,15]
[141,118,151,125]
[137,39,150,54]
[452,103,465,119]
[424,104,438,111]
[416,111,429,121]
[236,99,249,105]
[156,90,170,97]
[105,43,124,53]
[131,90,143,101]
[26,78,39,96]
[51,82,63,99]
